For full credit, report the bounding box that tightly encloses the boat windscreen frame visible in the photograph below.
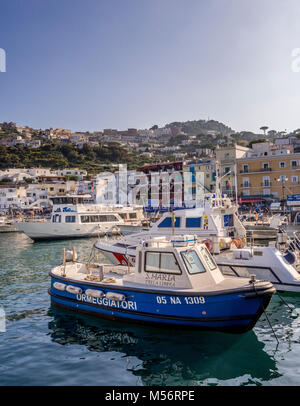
[199,246,218,271]
[181,249,207,275]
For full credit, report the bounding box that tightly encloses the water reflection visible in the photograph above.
[48,305,280,386]
[4,232,300,385]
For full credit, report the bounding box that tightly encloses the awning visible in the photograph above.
[238,198,262,203]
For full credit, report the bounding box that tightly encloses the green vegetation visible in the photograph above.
[0,177,12,184]
[0,142,155,173]
[165,119,234,137]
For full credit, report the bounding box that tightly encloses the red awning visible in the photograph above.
[238,198,262,203]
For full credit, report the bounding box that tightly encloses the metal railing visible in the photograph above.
[239,168,272,174]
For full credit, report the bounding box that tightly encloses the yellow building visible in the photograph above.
[183,159,216,199]
[237,153,300,203]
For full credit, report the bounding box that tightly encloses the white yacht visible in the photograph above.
[14,195,146,241]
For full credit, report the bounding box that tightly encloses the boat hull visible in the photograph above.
[13,221,121,241]
[49,274,273,333]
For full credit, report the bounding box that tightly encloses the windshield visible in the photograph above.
[200,246,217,270]
[181,250,206,274]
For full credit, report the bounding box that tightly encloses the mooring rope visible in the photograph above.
[251,280,279,345]
[276,292,295,313]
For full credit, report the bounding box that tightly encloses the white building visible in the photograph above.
[55,168,87,180]
[0,186,27,210]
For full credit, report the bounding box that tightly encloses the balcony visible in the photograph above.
[241,183,251,188]
[261,182,272,187]
[239,167,272,174]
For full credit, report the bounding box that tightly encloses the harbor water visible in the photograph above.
[1,233,300,386]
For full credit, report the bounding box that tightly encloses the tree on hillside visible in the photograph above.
[1,122,17,132]
[260,126,269,136]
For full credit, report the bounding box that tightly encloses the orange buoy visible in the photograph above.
[231,238,242,249]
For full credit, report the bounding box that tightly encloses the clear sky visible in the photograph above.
[1,0,300,134]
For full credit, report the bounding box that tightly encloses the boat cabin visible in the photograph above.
[112,205,145,222]
[49,195,123,225]
[122,235,226,290]
[151,194,246,240]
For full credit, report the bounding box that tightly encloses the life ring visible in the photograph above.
[232,238,242,249]
[202,239,213,252]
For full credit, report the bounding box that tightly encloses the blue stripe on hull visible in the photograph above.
[50,293,253,330]
[49,277,270,332]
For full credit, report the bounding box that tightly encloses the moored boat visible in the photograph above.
[13,195,146,241]
[49,235,275,333]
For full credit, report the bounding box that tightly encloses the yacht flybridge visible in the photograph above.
[49,235,275,332]
[14,195,147,241]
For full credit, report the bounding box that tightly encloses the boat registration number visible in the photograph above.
[156,296,205,305]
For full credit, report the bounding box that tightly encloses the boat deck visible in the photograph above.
[50,261,271,295]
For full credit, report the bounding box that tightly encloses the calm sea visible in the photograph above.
[1,232,300,386]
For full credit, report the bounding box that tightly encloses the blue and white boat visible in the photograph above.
[49,235,275,333]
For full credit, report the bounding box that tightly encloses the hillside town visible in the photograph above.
[1,119,300,213]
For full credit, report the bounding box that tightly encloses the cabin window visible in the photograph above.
[181,250,206,274]
[145,252,181,274]
[81,215,89,223]
[65,216,76,223]
[224,214,233,227]
[230,266,280,283]
[80,214,118,223]
[200,246,217,271]
[218,265,237,277]
[129,213,137,219]
[186,217,201,228]
[51,198,61,205]
[106,215,118,222]
[119,213,127,219]
[157,217,181,228]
